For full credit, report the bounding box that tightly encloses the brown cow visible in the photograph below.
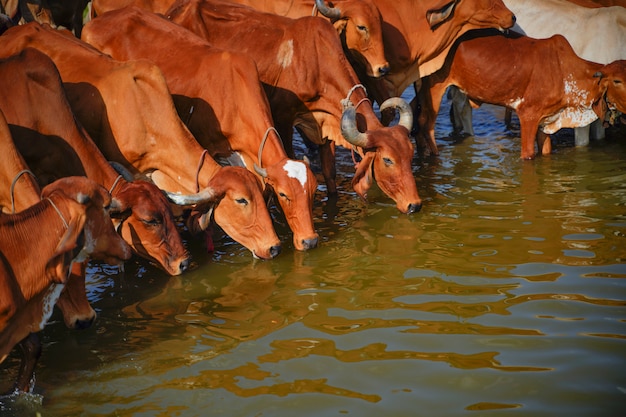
[0,105,105,392]
[82,7,320,251]
[0,47,190,276]
[167,0,422,214]
[219,0,389,78]
[0,23,281,259]
[0,176,130,393]
[362,0,515,139]
[417,30,626,159]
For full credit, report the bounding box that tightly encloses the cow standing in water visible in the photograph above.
[166,0,422,214]
[0,23,282,260]
[82,7,320,251]
[417,30,626,159]
[0,176,131,393]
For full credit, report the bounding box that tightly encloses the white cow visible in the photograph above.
[447,0,626,145]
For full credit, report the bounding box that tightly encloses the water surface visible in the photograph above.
[2,94,625,417]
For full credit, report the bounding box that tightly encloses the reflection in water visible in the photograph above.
[1,97,626,416]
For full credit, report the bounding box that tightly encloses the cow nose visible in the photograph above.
[379,65,390,76]
[407,202,422,214]
[74,316,96,330]
[179,257,190,273]
[301,236,319,250]
[270,245,282,258]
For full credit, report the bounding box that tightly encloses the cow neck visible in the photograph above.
[108,175,125,196]
[194,149,221,192]
[0,198,70,299]
[342,83,380,128]
[45,196,70,230]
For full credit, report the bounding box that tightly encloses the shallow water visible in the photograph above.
[2,93,626,417]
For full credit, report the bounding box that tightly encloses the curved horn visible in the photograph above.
[315,0,341,19]
[254,163,268,178]
[341,106,369,148]
[380,97,414,133]
[164,188,218,206]
[108,161,135,182]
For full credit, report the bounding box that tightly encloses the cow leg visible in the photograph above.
[589,119,606,141]
[416,78,444,156]
[574,125,590,147]
[14,333,42,393]
[448,86,474,136]
[536,131,552,155]
[519,117,539,159]
[319,140,337,195]
[504,108,514,129]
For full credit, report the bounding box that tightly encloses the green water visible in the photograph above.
[2,101,626,417]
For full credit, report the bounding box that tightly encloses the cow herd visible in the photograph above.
[1,0,625,397]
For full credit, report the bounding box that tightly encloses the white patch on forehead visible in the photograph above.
[39,283,65,330]
[277,39,294,69]
[283,160,307,188]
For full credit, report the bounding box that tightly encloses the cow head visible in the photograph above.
[255,157,319,251]
[430,0,516,32]
[316,0,389,78]
[166,167,282,260]
[450,0,516,32]
[341,98,422,214]
[110,178,190,276]
[41,176,132,266]
[594,60,626,119]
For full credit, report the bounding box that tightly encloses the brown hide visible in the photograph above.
[0,176,130,391]
[92,0,174,14]
[0,23,281,259]
[363,0,515,108]
[417,31,623,159]
[167,0,421,214]
[219,0,389,78]
[0,47,188,276]
[82,7,319,251]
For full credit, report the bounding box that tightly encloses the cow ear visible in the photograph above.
[351,152,374,202]
[53,215,86,258]
[332,19,347,34]
[426,1,456,28]
[47,216,87,284]
[592,96,607,122]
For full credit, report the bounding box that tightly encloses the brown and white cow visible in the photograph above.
[82,7,320,251]
[219,0,389,78]
[449,0,626,144]
[0,175,131,393]
[0,47,190,276]
[0,22,281,259]
[417,30,626,160]
[166,0,422,214]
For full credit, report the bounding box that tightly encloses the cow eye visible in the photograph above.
[279,192,290,201]
[142,218,162,226]
[614,79,623,85]
[383,157,393,166]
[236,198,248,205]
[357,25,367,32]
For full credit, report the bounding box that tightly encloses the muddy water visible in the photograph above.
[2,94,626,417]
